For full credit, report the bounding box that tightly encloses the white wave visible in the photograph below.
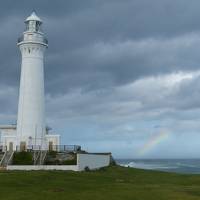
[118,159,200,174]
[121,161,179,170]
[175,162,197,168]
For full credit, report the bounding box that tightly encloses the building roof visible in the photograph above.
[25,12,42,22]
[0,125,16,130]
[0,125,52,131]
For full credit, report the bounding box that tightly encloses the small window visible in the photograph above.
[36,21,40,31]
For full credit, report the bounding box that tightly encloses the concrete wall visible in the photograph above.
[77,153,111,171]
[7,165,78,171]
[6,153,111,171]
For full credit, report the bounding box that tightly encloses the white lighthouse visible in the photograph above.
[0,12,60,152]
[16,12,47,150]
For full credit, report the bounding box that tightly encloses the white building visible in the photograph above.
[0,12,60,152]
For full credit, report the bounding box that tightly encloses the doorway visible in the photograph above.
[49,141,53,151]
[9,142,13,152]
[20,142,26,151]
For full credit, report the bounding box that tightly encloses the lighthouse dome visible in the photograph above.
[25,12,42,23]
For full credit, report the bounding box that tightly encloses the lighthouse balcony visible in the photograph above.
[17,35,48,45]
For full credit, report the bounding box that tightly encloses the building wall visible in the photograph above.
[77,153,111,171]
[7,153,111,171]
[45,134,60,147]
[2,136,17,151]
[0,128,17,151]
[0,128,16,136]
[7,165,78,171]
[0,127,60,151]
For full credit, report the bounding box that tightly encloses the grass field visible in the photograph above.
[1,166,200,200]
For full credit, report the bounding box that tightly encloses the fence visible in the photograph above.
[0,146,7,152]
[17,36,48,45]
[15,145,81,152]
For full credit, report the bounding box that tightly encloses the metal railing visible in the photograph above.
[16,145,41,152]
[17,36,23,43]
[43,38,48,44]
[51,145,81,152]
[17,35,48,45]
[0,146,7,152]
[15,145,81,153]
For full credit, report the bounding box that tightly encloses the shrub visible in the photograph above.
[12,152,33,165]
[84,166,90,172]
[45,158,77,165]
[45,159,60,165]
[44,152,77,165]
[62,159,77,165]
[110,156,117,166]
[48,151,57,158]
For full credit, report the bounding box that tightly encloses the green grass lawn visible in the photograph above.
[1,166,200,200]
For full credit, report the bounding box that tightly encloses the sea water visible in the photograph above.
[117,159,200,174]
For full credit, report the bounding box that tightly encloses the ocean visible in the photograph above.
[116,159,200,174]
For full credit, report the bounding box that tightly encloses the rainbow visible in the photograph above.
[138,131,169,156]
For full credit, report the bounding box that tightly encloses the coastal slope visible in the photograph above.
[0,166,200,200]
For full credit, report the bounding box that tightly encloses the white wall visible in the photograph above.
[17,44,46,147]
[45,134,60,147]
[7,165,78,171]
[1,129,17,151]
[6,153,111,171]
[77,153,111,171]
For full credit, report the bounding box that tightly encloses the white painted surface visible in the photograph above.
[0,125,60,151]
[6,153,111,171]
[26,12,42,22]
[45,134,60,147]
[7,165,78,171]
[77,153,111,171]
[16,13,48,148]
[0,127,17,151]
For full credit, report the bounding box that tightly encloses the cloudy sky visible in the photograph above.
[1,0,200,158]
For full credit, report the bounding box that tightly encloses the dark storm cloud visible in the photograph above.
[1,0,200,93]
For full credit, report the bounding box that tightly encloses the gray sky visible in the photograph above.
[1,0,200,158]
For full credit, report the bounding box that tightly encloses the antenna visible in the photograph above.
[32,9,37,14]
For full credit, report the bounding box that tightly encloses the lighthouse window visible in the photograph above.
[28,21,36,32]
[25,23,29,31]
[36,21,40,31]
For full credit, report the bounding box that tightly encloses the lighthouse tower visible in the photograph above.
[16,12,48,150]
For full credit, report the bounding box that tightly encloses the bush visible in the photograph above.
[12,152,33,165]
[44,152,77,165]
[110,156,117,166]
[84,166,90,172]
[48,151,57,158]
[62,159,77,165]
[45,158,77,165]
[45,159,60,165]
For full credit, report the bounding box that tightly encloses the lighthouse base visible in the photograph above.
[0,125,60,152]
